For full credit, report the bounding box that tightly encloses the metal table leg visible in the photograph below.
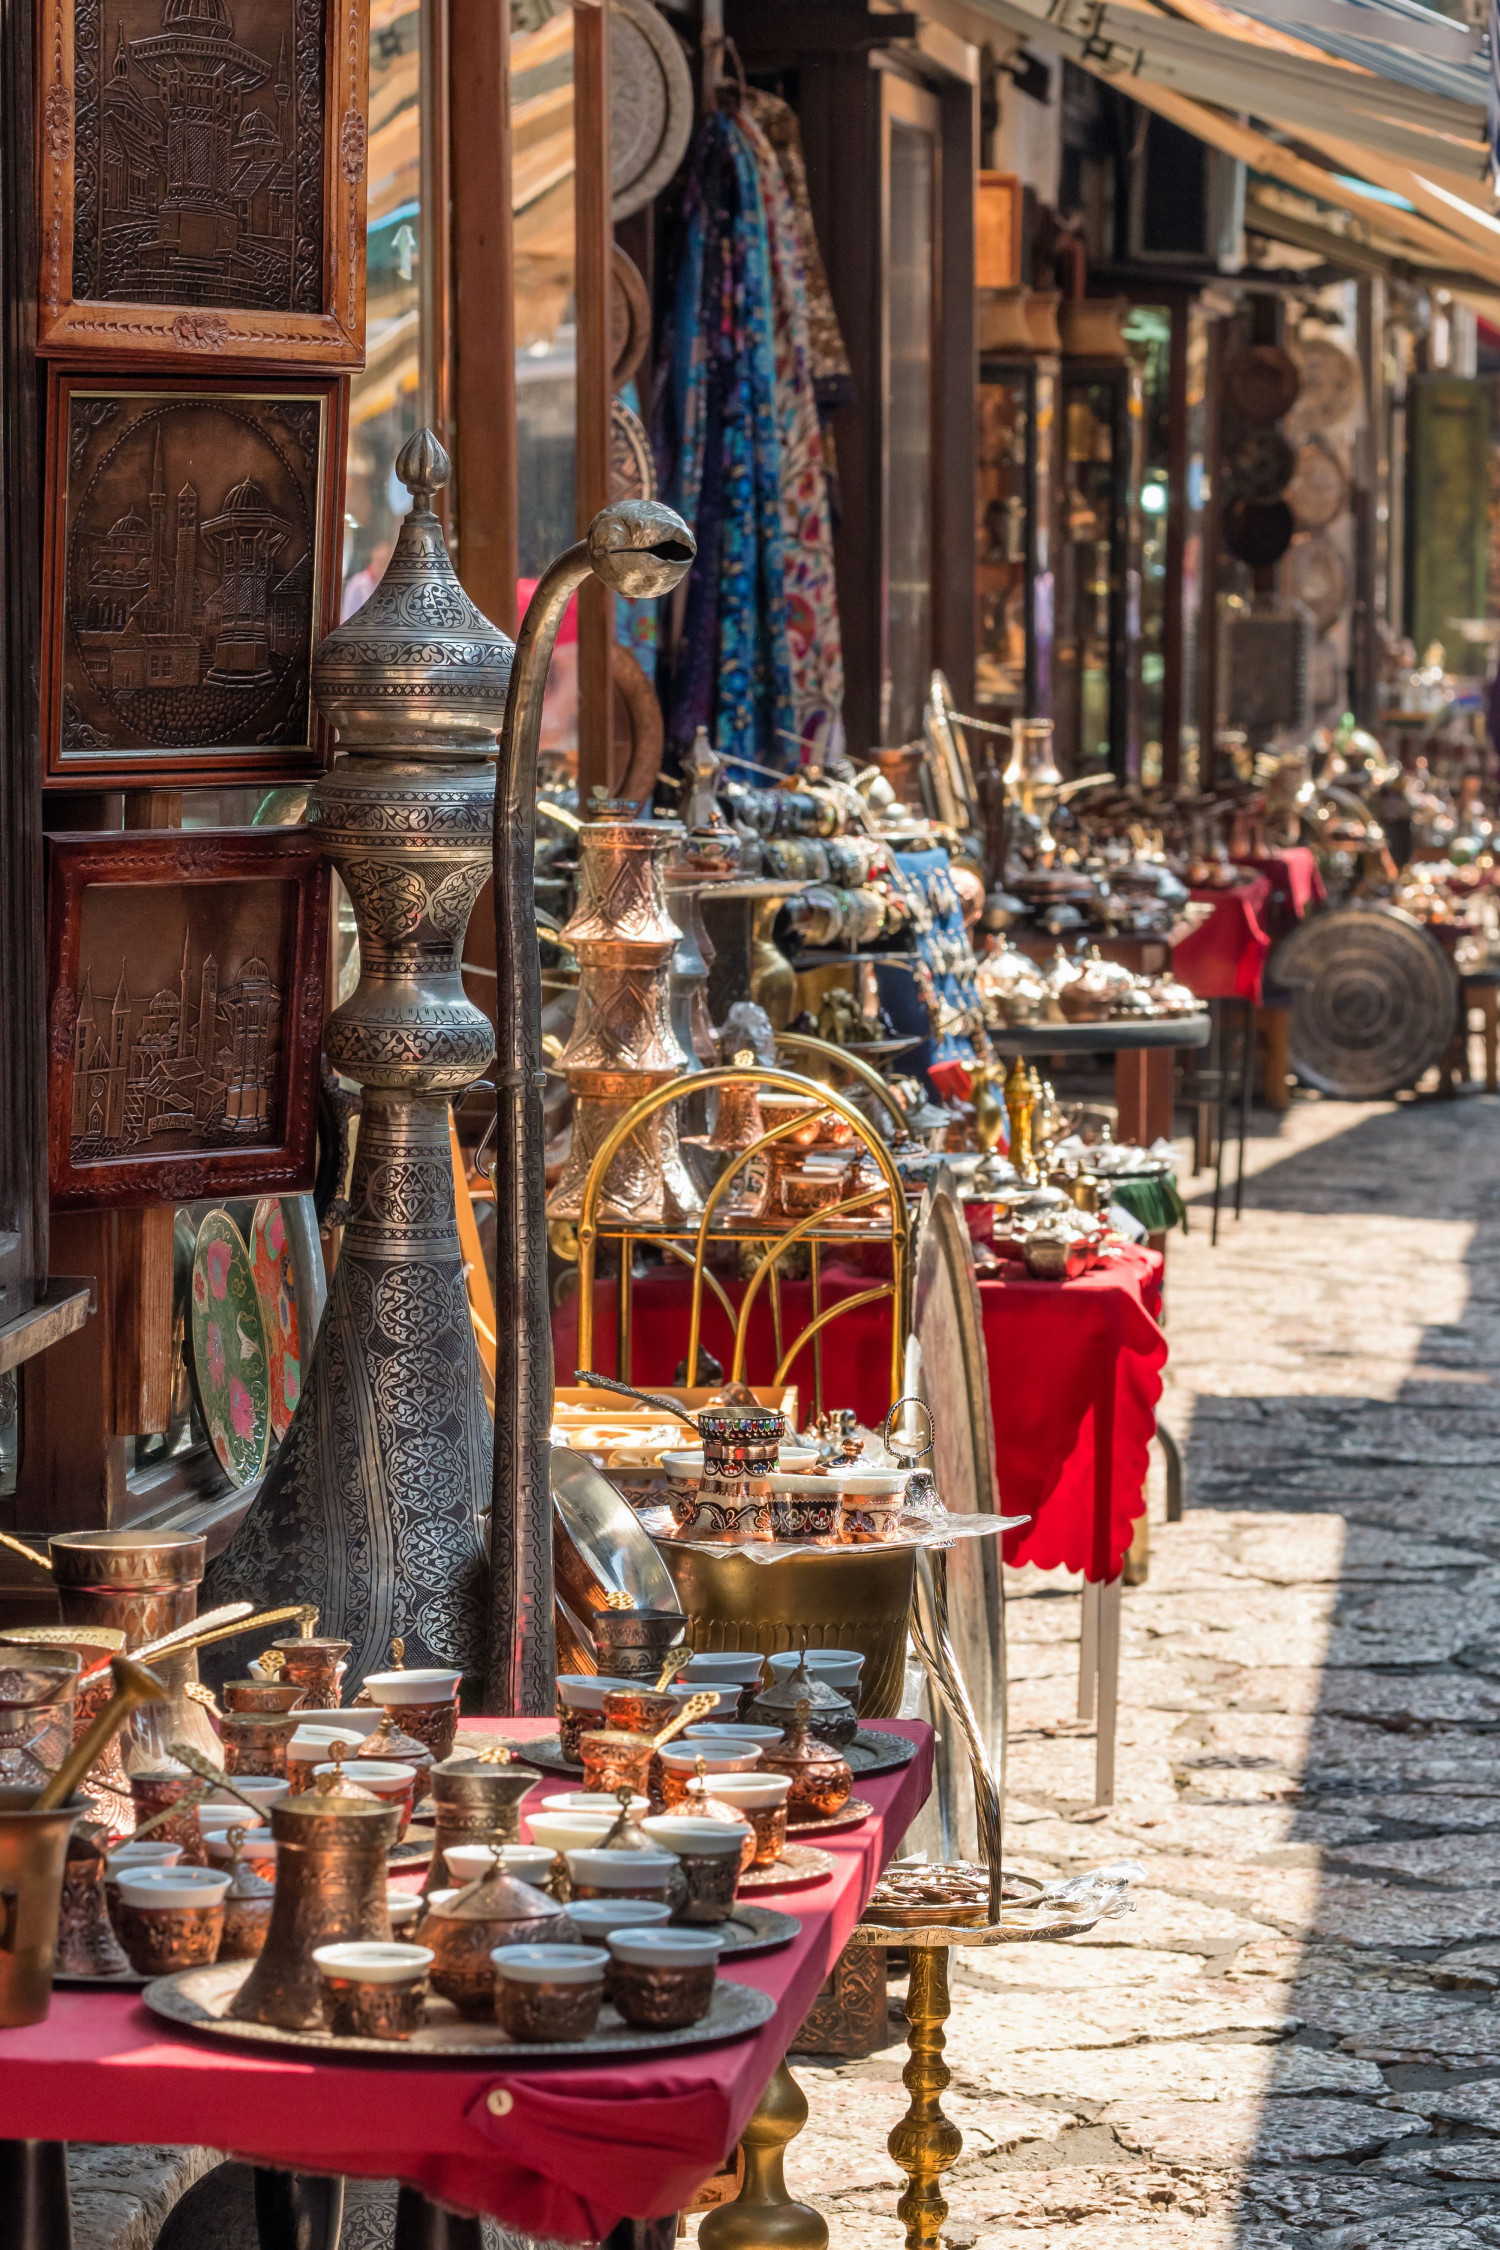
[1159,1417,1185,1522]
[393,2183,483,2248]
[253,2167,345,2250]
[0,2140,72,2250]
[1094,1574,1122,1807]
[698,2059,827,2250]
[1077,1577,1099,1723]
[888,1946,961,2250]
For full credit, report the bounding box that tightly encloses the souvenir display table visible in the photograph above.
[0,1718,934,2245]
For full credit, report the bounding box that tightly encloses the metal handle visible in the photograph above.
[0,1890,16,1953]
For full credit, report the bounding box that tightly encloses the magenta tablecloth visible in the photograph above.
[0,1718,933,2239]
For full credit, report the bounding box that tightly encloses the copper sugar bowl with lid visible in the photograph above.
[761,1696,852,1818]
[416,1864,561,2018]
[228,1752,398,2030]
[746,1647,857,1751]
[421,1748,540,1894]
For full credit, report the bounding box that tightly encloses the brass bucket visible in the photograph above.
[0,1787,87,2026]
[656,1545,915,1719]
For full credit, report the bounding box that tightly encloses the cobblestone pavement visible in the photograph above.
[783,1091,1500,2250]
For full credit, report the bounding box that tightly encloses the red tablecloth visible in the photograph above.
[983,1246,1166,1582]
[1239,847,1325,937]
[558,1247,1166,1583]
[0,1719,932,2240]
[1174,875,1273,1003]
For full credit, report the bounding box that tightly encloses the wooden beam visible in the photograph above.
[573,0,614,803]
[450,0,520,636]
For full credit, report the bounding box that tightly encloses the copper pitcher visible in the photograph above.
[229,1771,398,2030]
[0,1787,88,2026]
[421,1753,539,1895]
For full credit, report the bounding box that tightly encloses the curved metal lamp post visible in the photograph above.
[487,501,694,1716]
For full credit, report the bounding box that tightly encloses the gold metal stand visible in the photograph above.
[888,1948,961,2250]
[698,2062,828,2250]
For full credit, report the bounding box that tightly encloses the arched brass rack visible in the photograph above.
[573,1064,910,1406]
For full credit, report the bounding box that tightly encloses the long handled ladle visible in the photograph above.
[572,1369,702,1435]
[33,1655,170,1812]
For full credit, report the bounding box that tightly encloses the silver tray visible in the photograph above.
[738,1845,835,1891]
[517,1725,916,1781]
[709,1903,800,1955]
[143,1957,776,2062]
[54,1967,150,1990]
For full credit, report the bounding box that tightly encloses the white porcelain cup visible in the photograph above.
[315,1759,415,1802]
[107,1842,183,1875]
[387,1891,425,1929]
[683,1723,785,1752]
[490,1944,608,1986]
[198,1804,266,1831]
[541,1791,651,1817]
[686,1774,791,1811]
[560,1898,673,1939]
[314,1942,433,1984]
[767,1649,865,1685]
[288,1726,365,1757]
[208,1779,289,1811]
[658,1745,760,1777]
[526,1812,621,1854]
[362,1669,462,1707]
[114,1865,231,1909]
[642,1816,751,1859]
[564,1848,680,1892]
[607,1927,725,1969]
[681,1652,766,1686]
[308,1705,388,1739]
[445,1843,519,1884]
[555,1675,637,1711]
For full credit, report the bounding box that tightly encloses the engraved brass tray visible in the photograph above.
[786,1796,874,1836]
[516,1726,917,1780]
[143,1958,776,2061]
[737,1844,835,1890]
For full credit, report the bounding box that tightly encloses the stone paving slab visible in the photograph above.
[779,1097,1500,2250]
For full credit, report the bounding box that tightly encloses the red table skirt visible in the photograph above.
[1175,875,1273,1003]
[1240,847,1325,937]
[557,1245,1167,1583]
[0,1719,933,2240]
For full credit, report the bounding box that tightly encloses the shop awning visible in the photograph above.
[968,0,1500,289]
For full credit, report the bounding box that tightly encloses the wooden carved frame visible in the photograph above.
[42,368,345,788]
[46,827,329,1211]
[37,0,369,366]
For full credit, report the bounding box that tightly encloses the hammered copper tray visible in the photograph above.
[738,1845,835,1890]
[785,1796,873,1837]
[516,1727,917,1780]
[144,1958,776,2061]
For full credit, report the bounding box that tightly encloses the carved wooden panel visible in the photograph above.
[43,369,345,787]
[47,827,329,1209]
[38,0,368,364]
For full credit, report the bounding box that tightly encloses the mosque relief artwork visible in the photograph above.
[47,829,328,1209]
[44,374,341,785]
[37,0,368,359]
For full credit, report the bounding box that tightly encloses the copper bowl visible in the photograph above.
[116,1896,224,1975]
[223,1680,307,1716]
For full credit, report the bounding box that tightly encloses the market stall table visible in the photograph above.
[0,1718,933,2249]
[984,1014,1210,1149]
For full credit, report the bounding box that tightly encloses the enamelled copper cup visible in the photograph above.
[641,1816,750,1923]
[361,1669,463,1763]
[606,1927,723,2028]
[113,1865,230,1974]
[685,1774,790,1867]
[555,1675,636,1763]
[656,1742,761,1810]
[314,1942,433,2040]
[563,1848,680,1906]
[491,1944,607,2041]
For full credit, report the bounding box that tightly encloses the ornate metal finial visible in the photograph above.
[395,427,450,509]
[390,1637,405,1669]
[258,1649,285,1678]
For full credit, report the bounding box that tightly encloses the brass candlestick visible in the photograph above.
[1003,1055,1035,1182]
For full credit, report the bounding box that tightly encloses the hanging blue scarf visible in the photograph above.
[657,114,796,773]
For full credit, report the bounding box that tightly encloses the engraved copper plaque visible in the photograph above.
[47,828,329,1209]
[38,0,368,363]
[43,372,343,787]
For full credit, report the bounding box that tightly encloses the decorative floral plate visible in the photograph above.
[191,1212,272,1486]
[250,1197,302,1441]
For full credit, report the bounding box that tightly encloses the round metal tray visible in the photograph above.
[786,1796,873,1836]
[54,1967,151,1990]
[517,1725,916,1782]
[738,1844,835,1891]
[144,1958,776,2062]
[708,1903,801,1955]
[987,1014,1210,1055]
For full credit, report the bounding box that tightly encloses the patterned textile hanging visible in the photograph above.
[738,105,845,760]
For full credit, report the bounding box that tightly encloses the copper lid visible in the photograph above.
[748,1653,855,1727]
[272,1742,388,1825]
[764,1697,851,1776]
[358,1710,433,1767]
[428,1870,560,1925]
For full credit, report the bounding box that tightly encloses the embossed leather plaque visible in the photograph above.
[38,0,368,362]
[43,370,344,786]
[47,827,329,1208]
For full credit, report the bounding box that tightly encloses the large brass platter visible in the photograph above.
[516,1725,918,1780]
[144,1958,775,2061]
[737,1845,835,1890]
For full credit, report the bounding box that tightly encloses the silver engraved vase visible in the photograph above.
[207,432,508,1681]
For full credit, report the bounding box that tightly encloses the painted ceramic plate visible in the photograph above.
[191,1212,272,1487]
[250,1197,302,1442]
